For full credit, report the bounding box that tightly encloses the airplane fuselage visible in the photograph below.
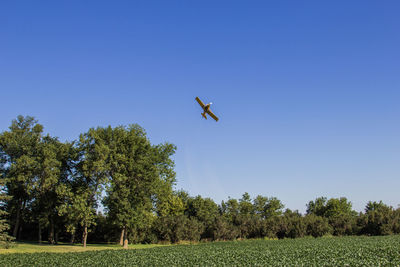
[202,104,211,119]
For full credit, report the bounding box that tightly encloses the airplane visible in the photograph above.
[195,97,219,122]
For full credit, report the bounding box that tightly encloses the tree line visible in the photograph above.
[1,116,399,248]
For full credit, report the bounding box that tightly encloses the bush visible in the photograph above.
[153,215,204,243]
[304,214,332,237]
[211,216,240,241]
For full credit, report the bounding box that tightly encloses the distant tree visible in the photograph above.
[392,208,400,234]
[304,214,332,237]
[365,201,390,213]
[211,216,239,241]
[306,197,327,217]
[221,198,240,225]
[362,201,395,235]
[154,214,203,243]
[187,196,219,239]
[253,195,284,219]
[324,197,354,218]
[239,192,253,215]
[156,191,185,218]
[259,217,280,238]
[307,197,356,235]
[326,198,356,235]
[236,193,255,238]
[277,209,307,239]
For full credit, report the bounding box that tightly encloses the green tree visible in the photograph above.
[154,215,203,243]
[73,127,110,247]
[277,209,307,239]
[307,197,355,235]
[156,191,185,218]
[32,136,65,244]
[307,197,354,218]
[306,197,327,217]
[324,198,354,218]
[57,187,93,244]
[0,115,43,239]
[102,125,176,248]
[239,192,253,215]
[362,201,395,235]
[253,195,284,219]
[0,168,14,247]
[187,195,219,239]
[221,198,240,225]
[304,214,332,237]
[211,215,239,241]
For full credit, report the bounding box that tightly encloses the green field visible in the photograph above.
[1,236,400,266]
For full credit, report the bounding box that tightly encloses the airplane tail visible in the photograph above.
[202,112,207,119]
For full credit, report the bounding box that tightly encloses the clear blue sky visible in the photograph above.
[1,1,399,213]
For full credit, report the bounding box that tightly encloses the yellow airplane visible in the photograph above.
[195,97,219,122]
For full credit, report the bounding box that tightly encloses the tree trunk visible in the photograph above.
[82,225,88,248]
[13,199,23,238]
[38,221,42,243]
[70,230,75,244]
[119,227,125,246]
[123,226,128,249]
[19,224,23,240]
[55,231,59,244]
[48,218,55,244]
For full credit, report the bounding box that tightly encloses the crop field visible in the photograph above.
[1,235,400,266]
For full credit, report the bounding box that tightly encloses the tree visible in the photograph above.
[0,168,14,248]
[153,215,203,243]
[307,197,355,235]
[306,197,327,217]
[102,125,176,248]
[32,136,65,244]
[277,209,307,239]
[362,201,395,235]
[324,198,354,218]
[0,115,43,239]
[253,195,284,219]
[304,214,332,237]
[187,196,219,239]
[211,216,239,241]
[307,197,354,218]
[221,198,240,225]
[239,192,253,215]
[156,191,185,218]
[73,127,110,247]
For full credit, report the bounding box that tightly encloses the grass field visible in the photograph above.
[1,236,400,266]
[0,242,164,254]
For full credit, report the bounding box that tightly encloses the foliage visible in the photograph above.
[153,215,204,243]
[0,170,14,248]
[101,125,177,247]
[0,116,43,239]
[304,214,332,237]
[359,201,399,235]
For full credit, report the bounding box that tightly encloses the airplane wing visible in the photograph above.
[195,97,205,108]
[207,110,219,122]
